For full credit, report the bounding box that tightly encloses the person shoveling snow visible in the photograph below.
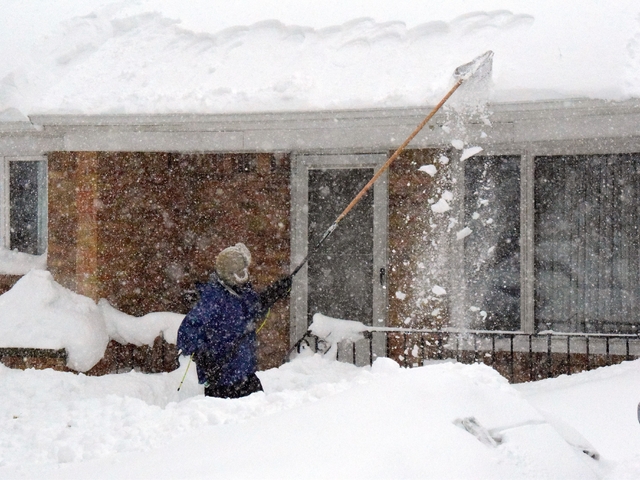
[177,243,292,399]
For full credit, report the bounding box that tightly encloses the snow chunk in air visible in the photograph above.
[431,198,451,213]
[460,146,484,161]
[418,164,437,176]
[456,227,473,240]
[432,285,447,296]
[451,139,465,150]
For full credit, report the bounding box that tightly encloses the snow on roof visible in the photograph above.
[1,0,639,118]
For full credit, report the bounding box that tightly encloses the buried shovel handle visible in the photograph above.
[177,354,192,391]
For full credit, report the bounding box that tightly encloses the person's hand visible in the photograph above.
[276,275,293,293]
[260,275,293,308]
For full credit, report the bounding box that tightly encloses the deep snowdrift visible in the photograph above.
[1,271,638,478]
[1,0,639,117]
[0,353,620,479]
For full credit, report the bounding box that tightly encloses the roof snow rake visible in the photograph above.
[291,50,494,276]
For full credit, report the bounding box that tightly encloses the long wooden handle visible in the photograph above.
[335,78,463,224]
[292,78,464,277]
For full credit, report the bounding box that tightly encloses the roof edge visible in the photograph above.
[26,98,640,128]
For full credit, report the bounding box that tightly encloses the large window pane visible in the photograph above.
[535,154,640,333]
[307,168,374,325]
[9,160,47,255]
[464,156,521,330]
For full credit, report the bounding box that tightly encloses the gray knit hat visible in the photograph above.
[215,243,251,286]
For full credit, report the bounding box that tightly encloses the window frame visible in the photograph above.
[290,152,389,362]
[447,153,527,332]
[0,155,48,257]
[451,148,534,334]
[479,144,640,336]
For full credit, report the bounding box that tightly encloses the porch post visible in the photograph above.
[521,152,535,334]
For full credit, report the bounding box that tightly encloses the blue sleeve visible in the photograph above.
[177,287,228,357]
[177,310,201,355]
[177,301,209,355]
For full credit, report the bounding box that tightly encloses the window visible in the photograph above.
[535,154,640,334]
[409,153,522,332]
[462,155,521,330]
[0,156,47,257]
[443,152,640,336]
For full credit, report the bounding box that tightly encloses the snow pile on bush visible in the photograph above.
[0,270,107,371]
[0,270,184,371]
[100,299,183,346]
[0,247,47,275]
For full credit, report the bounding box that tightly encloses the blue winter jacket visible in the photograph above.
[177,279,263,387]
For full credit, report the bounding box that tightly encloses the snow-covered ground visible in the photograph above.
[0,271,638,478]
[0,352,639,479]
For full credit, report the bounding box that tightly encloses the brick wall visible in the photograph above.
[0,275,20,295]
[387,149,451,362]
[388,149,448,327]
[48,152,80,292]
[48,152,291,371]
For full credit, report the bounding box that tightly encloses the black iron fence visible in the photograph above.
[294,328,640,383]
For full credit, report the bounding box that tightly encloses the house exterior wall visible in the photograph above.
[0,275,20,295]
[47,151,291,370]
[48,152,80,292]
[2,98,640,376]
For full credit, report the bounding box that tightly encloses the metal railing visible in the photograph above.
[294,328,640,383]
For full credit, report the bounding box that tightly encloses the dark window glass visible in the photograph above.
[535,154,640,334]
[464,156,521,330]
[9,161,45,255]
[307,168,374,326]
